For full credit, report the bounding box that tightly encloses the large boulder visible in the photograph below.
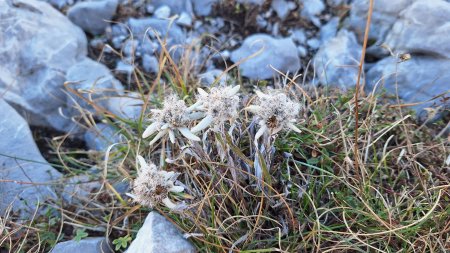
[366,56,450,121]
[313,30,362,89]
[126,212,195,253]
[0,0,125,132]
[346,0,414,45]
[0,0,87,132]
[385,0,450,59]
[67,0,119,35]
[0,99,61,216]
[230,34,301,79]
[65,58,124,112]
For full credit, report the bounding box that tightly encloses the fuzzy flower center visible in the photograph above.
[257,93,300,130]
[154,95,190,128]
[198,87,240,124]
[132,167,170,207]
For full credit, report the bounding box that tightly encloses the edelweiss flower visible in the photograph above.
[142,95,200,145]
[246,90,302,144]
[130,156,184,209]
[190,85,240,133]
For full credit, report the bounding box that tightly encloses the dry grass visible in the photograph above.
[2,48,449,253]
[2,13,450,253]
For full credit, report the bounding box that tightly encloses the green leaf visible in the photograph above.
[307,157,320,165]
[113,235,132,251]
[256,150,272,187]
[74,229,88,242]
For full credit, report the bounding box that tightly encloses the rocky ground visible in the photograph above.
[0,0,449,252]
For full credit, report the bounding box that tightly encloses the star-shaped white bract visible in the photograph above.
[130,156,185,209]
[142,95,200,145]
[190,85,241,133]
[245,90,302,144]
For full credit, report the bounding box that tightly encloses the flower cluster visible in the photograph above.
[142,86,302,146]
[246,90,301,144]
[136,87,303,209]
[142,95,200,145]
[130,156,184,209]
[142,86,241,144]
[190,85,240,133]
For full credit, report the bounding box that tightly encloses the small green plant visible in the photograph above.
[73,229,88,242]
[113,235,132,251]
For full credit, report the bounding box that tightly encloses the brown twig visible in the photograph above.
[354,0,374,174]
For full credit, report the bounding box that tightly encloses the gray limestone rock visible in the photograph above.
[307,38,321,50]
[313,30,362,89]
[230,34,301,79]
[385,0,450,59]
[106,92,143,120]
[0,99,61,216]
[41,0,74,9]
[142,54,160,74]
[63,174,101,204]
[67,0,118,35]
[346,0,414,45]
[154,5,171,19]
[236,0,265,5]
[126,212,195,253]
[192,0,218,16]
[84,123,120,151]
[320,17,339,43]
[366,56,450,122]
[300,0,325,26]
[177,12,193,27]
[271,0,296,20]
[51,237,111,253]
[151,0,193,15]
[127,18,185,60]
[0,0,87,132]
[290,29,307,44]
[198,69,230,86]
[65,58,124,113]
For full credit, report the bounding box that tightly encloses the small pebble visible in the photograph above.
[112,35,125,49]
[307,38,321,49]
[154,5,171,19]
[122,39,139,57]
[116,60,134,74]
[290,29,307,44]
[194,20,203,30]
[297,46,308,57]
[89,38,105,50]
[176,12,192,27]
[256,15,268,28]
[146,4,155,14]
[142,54,160,74]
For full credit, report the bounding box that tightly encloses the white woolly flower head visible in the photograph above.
[190,85,240,133]
[142,95,200,145]
[130,156,185,209]
[246,89,302,144]
[153,95,190,128]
